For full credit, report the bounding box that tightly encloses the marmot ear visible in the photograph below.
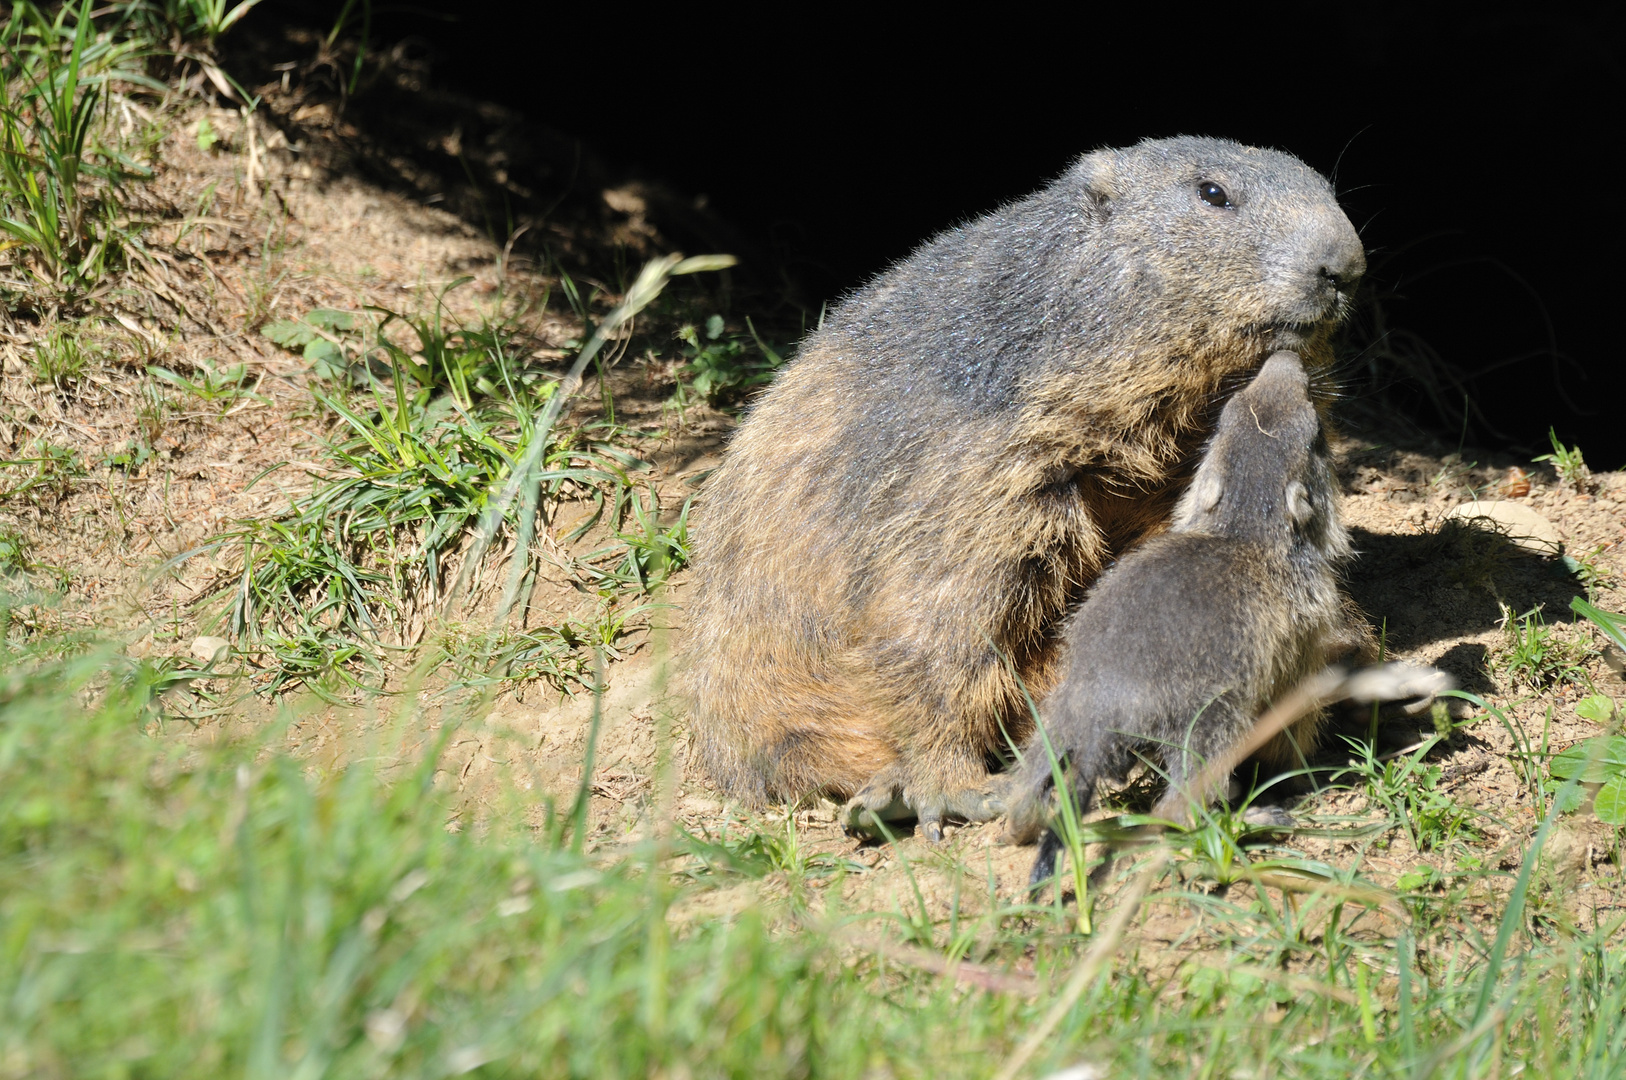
[1191,470,1223,513]
[1074,150,1122,207]
[1172,465,1223,530]
[1286,481,1313,524]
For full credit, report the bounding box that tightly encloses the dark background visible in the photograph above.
[258,3,1625,467]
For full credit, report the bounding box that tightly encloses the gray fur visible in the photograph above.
[1005,352,1351,884]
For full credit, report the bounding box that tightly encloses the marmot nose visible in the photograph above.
[1316,228,1366,294]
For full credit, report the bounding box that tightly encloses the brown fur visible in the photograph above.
[681,137,1367,829]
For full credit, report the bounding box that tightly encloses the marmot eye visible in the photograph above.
[1198,181,1233,209]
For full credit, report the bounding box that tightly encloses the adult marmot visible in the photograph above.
[683,136,1366,836]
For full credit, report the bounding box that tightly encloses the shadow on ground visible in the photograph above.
[1344,524,1588,653]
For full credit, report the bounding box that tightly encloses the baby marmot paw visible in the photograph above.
[840,768,1008,842]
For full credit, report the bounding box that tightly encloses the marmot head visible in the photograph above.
[1069,136,1364,362]
[1172,351,1349,558]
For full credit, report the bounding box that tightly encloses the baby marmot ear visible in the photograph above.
[1191,470,1224,514]
[1286,481,1313,525]
[1074,150,1122,207]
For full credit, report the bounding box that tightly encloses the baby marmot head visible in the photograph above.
[1173,351,1347,557]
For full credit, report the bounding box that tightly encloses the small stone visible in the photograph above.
[1542,824,1589,886]
[190,636,229,664]
[1040,1066,1106,1080]
[1241,805,1297,833]
[1444,499,1563,555]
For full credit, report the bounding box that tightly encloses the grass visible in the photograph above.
[162,0,266,45]
[6,632,1626,1077]
[0,0,266,312]
[0,440,84,504]
[1336,729,1483,854]
[1533,427,1590,493]
[148,357,260,406]
[581,483,694,594]
[0,1,112,295]
[30,323,87,388]
[427,619,600,696]
[1495,602,1597,690]
[0,1,165,302]
[0,0,717,706]
[669,313,786,409]
[199,388,621,696]
[0,644,915,1077]
[1563,545,1615,601]
[205,261,728,697]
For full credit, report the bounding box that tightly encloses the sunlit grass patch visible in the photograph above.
[200,392,650,696]
[0,645,971,1077]
[203,263,722,699]
[1496,602,1597,691]
[0,1,166,302]
[3,622,1626,1076]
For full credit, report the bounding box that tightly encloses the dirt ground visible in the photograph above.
[4,47,1624,971]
